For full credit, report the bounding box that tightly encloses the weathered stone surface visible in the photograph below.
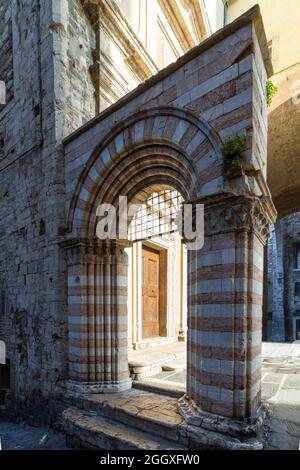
[0,3,276,451]
[62,388,263,450]
[63,407,187,450]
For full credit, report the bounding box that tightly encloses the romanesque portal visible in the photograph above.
[60,9,276,449]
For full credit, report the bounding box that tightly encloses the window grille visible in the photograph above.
[128,190,183,242]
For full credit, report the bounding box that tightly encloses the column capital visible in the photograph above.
[61,238,132,265]
[186,193,275,244]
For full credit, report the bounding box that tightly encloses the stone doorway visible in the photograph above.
[126,188,187,351]
[141,244,166,339]
[62,8,276,448]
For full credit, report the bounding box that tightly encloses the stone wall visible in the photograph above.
[0,0,14,109]
[0,0,62,419]
[0,0,101,420]
[266,213,300,341]
[0,1,274,430]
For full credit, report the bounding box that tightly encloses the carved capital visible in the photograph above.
[62,238,132,266]
[197,194,272,244]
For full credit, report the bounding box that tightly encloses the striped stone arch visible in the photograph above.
[64,104,273,449]
[67,106,223,237]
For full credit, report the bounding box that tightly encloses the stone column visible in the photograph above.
[64,238,131,393]
[179,194,273,450]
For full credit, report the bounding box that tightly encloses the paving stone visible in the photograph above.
[0,420,70,450]
[63,408,187,450]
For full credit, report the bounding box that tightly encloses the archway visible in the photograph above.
[60,5,280,448]
[127,187,186,347]
[63,106,273,432]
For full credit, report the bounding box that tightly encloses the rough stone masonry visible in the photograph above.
[0,0,97,420]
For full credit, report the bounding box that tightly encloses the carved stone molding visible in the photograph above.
[189,194,274,244]
[82,0,158,81]
[62,238,132,266]
[158,0,208,51]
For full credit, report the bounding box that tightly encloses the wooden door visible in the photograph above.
[142,246,160,338]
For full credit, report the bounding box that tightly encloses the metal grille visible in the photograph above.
[128,190,183,241]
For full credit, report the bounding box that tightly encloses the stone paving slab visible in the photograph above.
[63,408,187,450]
[143,342,300,449]
[75,388,184,427]
[0,420,70,450]
[262,342,300,362]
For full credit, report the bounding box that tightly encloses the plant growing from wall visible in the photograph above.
[221,134,247,179]
[266,80,277,107]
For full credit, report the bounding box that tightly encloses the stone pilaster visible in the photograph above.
[179,194,274,449]
[64,238,132,393]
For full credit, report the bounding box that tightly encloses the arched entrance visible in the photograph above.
[126,187,187,349]
[64,107,215,393]
[60,7,280,449]
[63,105,274,436]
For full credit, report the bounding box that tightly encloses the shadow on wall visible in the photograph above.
[267,97,300,218]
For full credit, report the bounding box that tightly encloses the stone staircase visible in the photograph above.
[63,408,187,450]
[62,388,262,450]
[128,342,186,380]
[62,389,187,450]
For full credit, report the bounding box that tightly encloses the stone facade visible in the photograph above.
[62,6,275,448]
[227,0,300,218]
[0,0,212,418]
[266,213,300,342]
[0,1,276,449]
[228,1,300,344]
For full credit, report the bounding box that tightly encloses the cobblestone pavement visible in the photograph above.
[0,420,70,450]
[149,342,300,450]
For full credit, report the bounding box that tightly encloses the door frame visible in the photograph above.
[131,237,179,347]
[141,244,166,339]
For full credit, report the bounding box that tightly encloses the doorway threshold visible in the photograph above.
[133,377,185,398]
[128,341,186,380]
[133,336,178,351]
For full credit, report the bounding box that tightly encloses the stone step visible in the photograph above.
[161,359,186,371]
[70,389,184,443]
[65,389,263,450]
[128,343,186,380]
[63,407,187,450]
[132,378,185,399]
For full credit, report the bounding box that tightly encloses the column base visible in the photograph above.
[66,378,132,395]
[178,395,266,450]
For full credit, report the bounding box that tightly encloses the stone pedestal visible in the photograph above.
[64,238,132,393]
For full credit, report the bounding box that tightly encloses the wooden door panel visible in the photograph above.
[142,246,160,338]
